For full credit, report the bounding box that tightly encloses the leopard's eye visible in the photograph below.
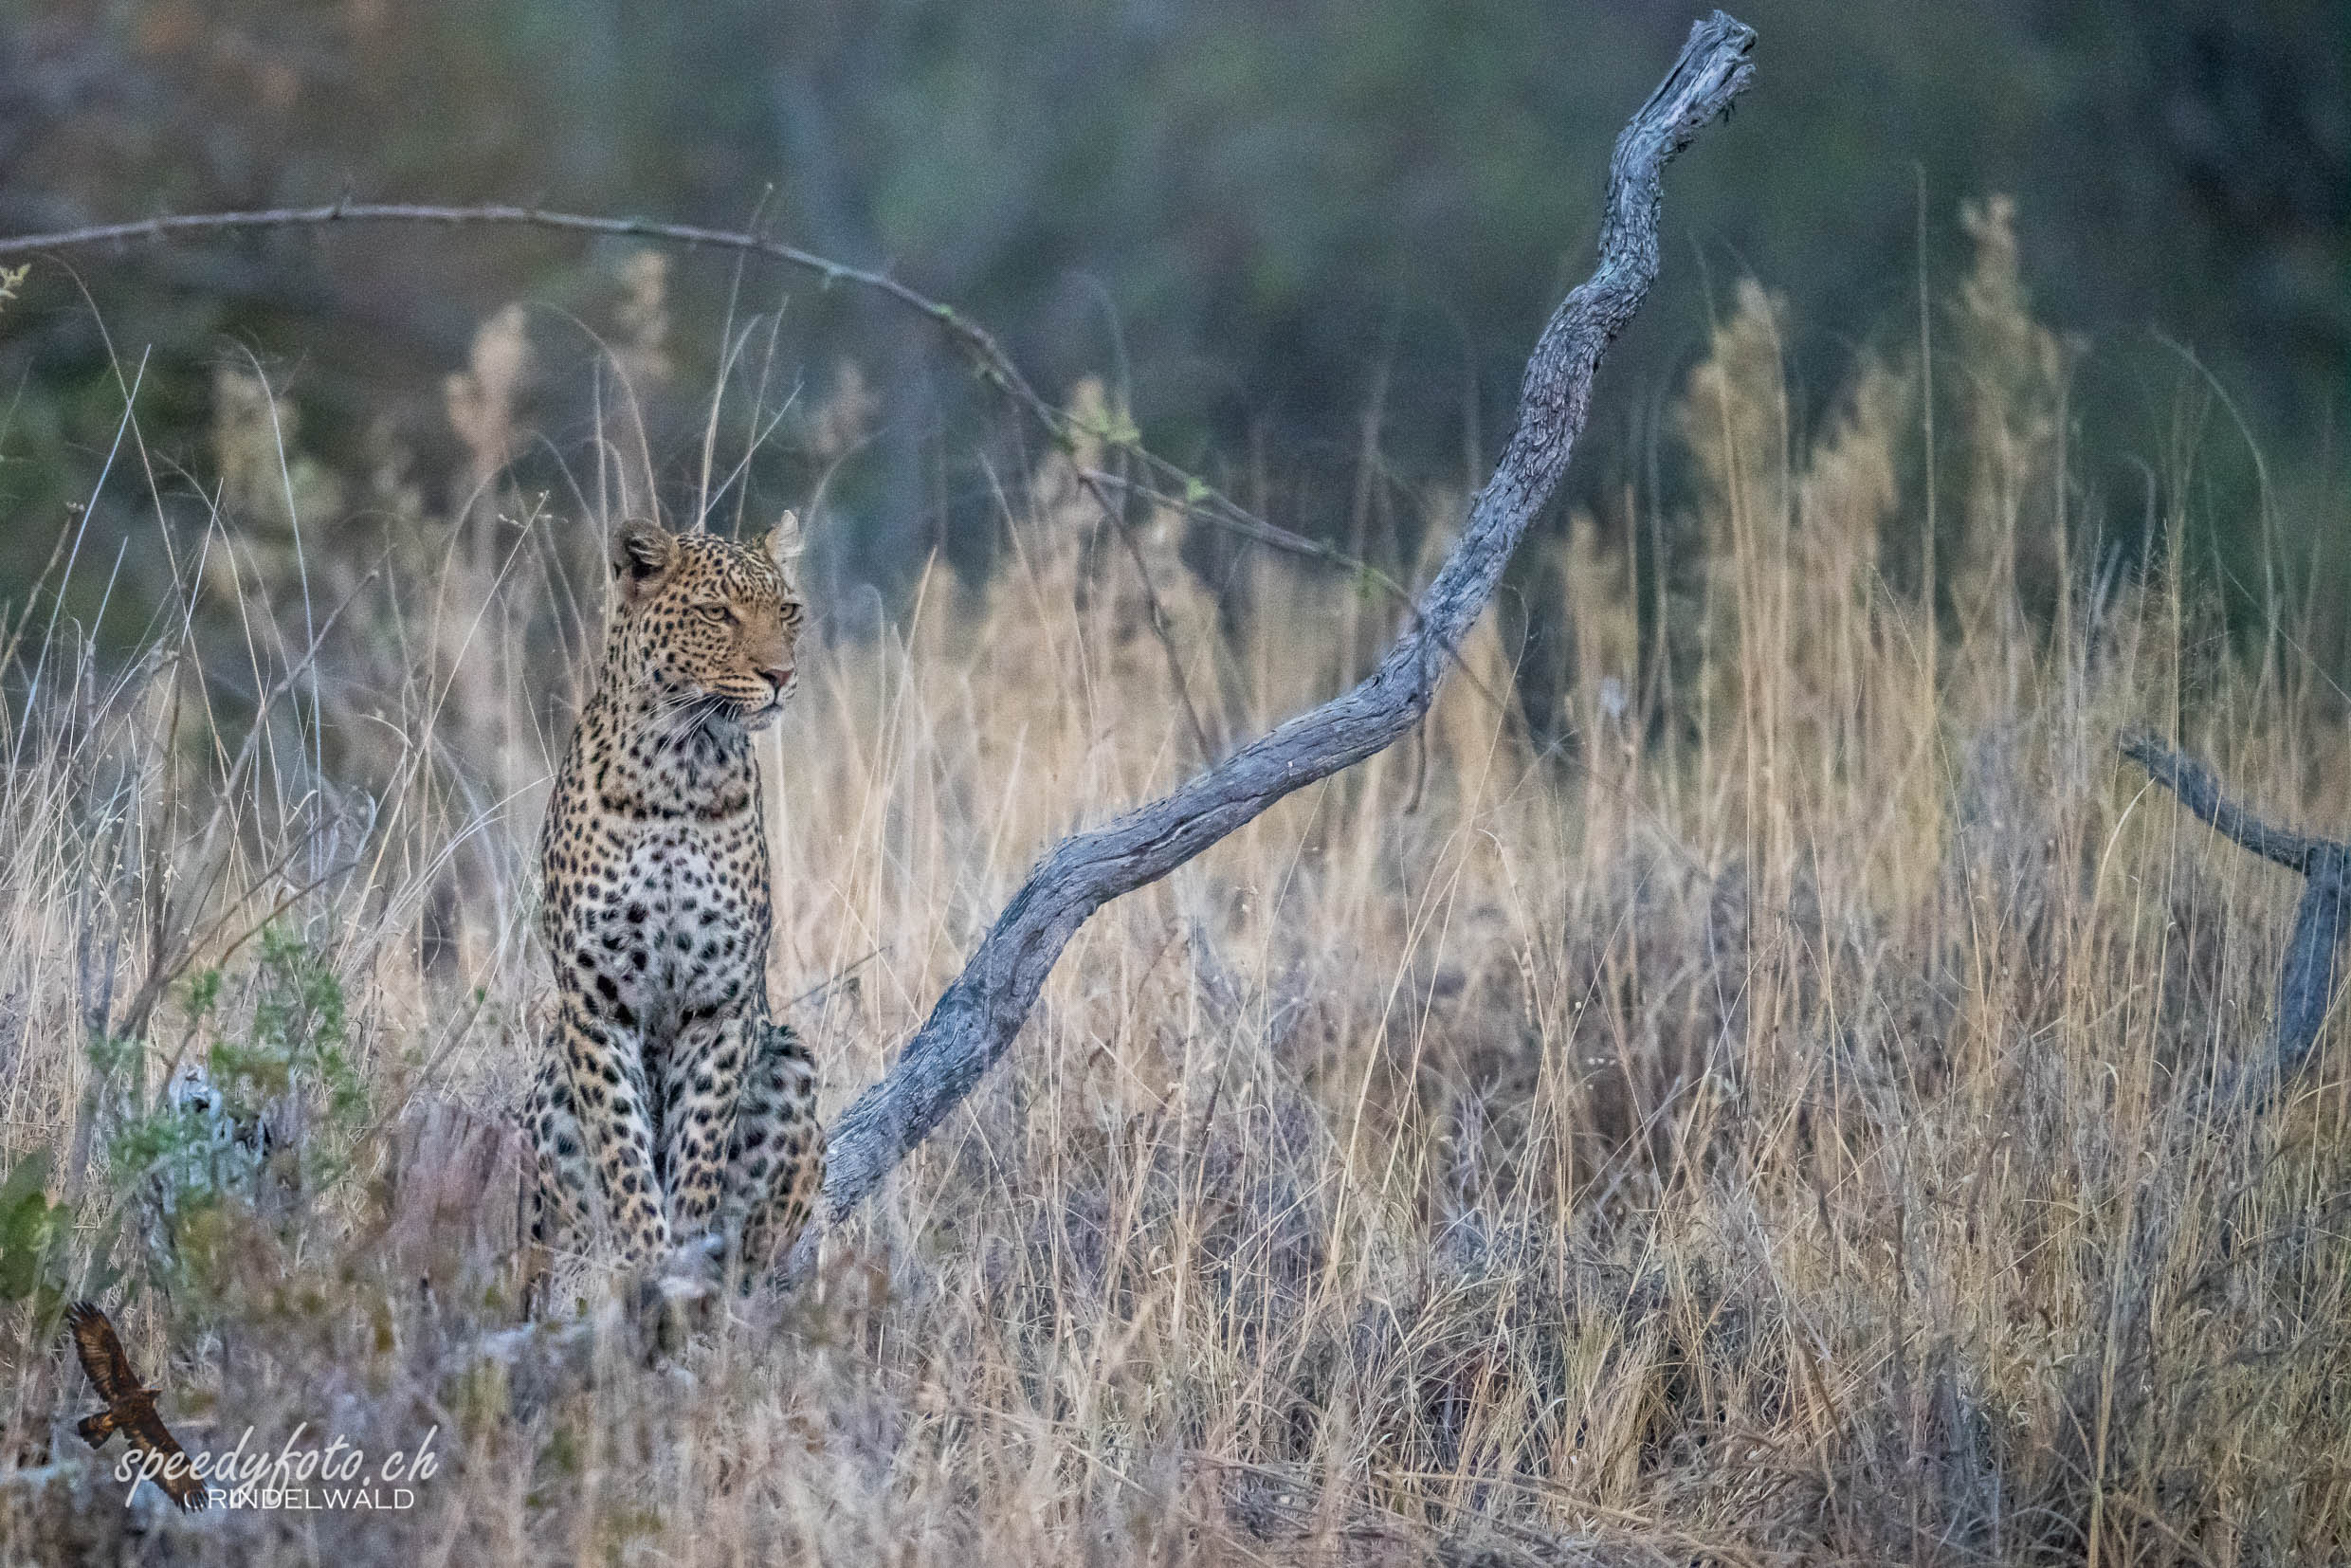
[695,602,733,623]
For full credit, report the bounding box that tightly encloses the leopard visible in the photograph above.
[522,515,824,1304]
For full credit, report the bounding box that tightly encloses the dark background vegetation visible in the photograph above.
[0,0,2344,674]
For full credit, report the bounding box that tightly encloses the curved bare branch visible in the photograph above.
[0,200,1390,597]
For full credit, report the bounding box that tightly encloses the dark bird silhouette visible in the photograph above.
[64,1301,207,1511]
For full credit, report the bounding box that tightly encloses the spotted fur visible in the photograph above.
[524,517,823,1299]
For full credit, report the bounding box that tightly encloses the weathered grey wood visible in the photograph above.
[2121,728,2350,1103]
[792,11,1759,1272]
[2274,846,2351,1089]
[2121,729,2325,873]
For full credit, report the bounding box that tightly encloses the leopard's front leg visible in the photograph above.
[722,1018,824,1284]
[655,1010,754,1256]
[556,989,670,1266]
[521,1053,592,1312]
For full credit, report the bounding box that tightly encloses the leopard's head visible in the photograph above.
[608,515,806,731]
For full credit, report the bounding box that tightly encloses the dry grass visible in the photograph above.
[1,222,2347,1565]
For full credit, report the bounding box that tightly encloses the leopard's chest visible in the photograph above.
[553,806,772,1033]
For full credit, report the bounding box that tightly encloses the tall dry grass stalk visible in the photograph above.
[1,216,2346,1564]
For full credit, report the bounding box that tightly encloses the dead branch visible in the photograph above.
[2120,729,2326,873]
[790,10,1758,1272]
[2121,728,2351,1103]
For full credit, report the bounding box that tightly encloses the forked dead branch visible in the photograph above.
[2121,729,2350,1106]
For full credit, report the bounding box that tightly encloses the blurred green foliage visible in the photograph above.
[105,927,370,1298]
[0,1150,74,1309]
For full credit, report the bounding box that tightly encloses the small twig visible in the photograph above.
[2121,728,2350,1104]
[782,946,884,1012]
[1073,466,1412,604]
[1075,464,1219,763]
[1079,462,1516,722]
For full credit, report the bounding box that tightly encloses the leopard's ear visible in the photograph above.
[758,510,805,581]
[611,519,677,605]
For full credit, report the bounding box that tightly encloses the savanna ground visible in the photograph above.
[1,204,2347,1565]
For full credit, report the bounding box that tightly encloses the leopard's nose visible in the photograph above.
[757,662,793,695]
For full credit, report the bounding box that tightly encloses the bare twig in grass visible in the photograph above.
[1080,463,1220,763]
[0,201,1397,602]
[2121,727,2350,1103]
[793,10,1758,1271]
